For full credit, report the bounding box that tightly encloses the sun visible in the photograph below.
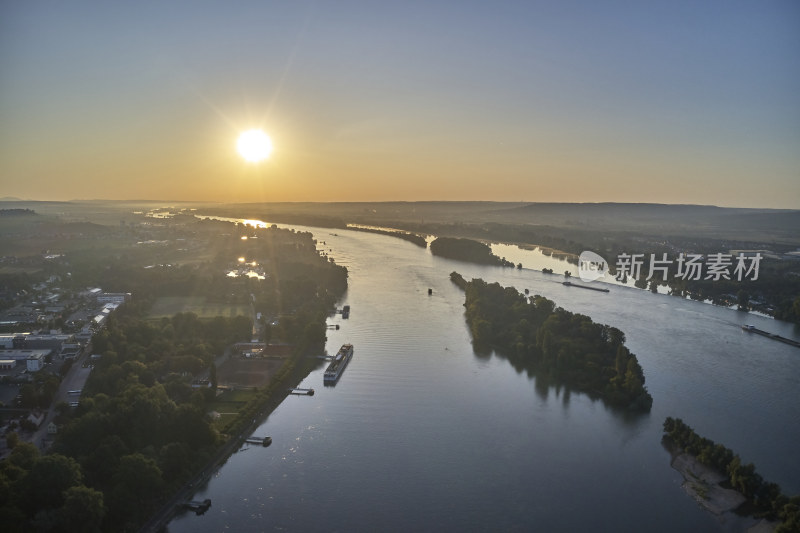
[237,129,272,162]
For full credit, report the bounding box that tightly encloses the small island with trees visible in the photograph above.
[430,237,513,267]
[663,417,799,531]
[348,226,427,247]
[451,272,652,412]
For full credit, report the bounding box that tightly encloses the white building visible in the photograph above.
[27,353,44,372]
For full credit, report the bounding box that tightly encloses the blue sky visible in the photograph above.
[1,1,798,207]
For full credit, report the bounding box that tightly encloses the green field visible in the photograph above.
[147,296,250,319]
[208,388,258,429]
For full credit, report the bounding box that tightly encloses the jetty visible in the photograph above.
[288,388,315,396]
[562,281,610,293]
[245,436,273,446]
[741,325,800,349]
[181,499,211,515]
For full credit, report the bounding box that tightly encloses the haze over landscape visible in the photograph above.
[2,1,798,207]
[3,4,800,532]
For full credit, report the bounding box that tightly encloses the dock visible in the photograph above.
[742,325,800,349]
[181,499,211,515]
[245,436,273,446]
[562,281,610,293]
[288,388,315,396]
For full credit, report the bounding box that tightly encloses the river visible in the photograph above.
[168,223,800,532]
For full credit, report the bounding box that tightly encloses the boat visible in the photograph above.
[324,343,354,383]
[562,281,610,293]
[741,324,800,348]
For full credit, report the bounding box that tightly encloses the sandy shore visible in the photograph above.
[669,453,781,532]
[670,452,746,515]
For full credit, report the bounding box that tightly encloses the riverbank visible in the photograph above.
[670,452,746,515]
[140,352,321,533]
[669,452,779,533]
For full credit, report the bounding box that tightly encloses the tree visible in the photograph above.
[59,486,105,533]
[7,442,39,471]
[26,454,83,510]
[109,453,165,527]
[210,362,218,392]
[5,432,19,450]
[737,290,749,311]
[19,384,37,408]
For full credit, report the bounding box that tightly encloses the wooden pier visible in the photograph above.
[742,325,800,349]
[181,499,211,514]
[245,436,273,446]
[288,388,315,396]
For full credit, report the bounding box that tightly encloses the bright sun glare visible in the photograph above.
[237,129,272,162]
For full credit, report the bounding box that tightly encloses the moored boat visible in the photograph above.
[324,343,354,383]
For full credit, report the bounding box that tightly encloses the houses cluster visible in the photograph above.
[0,288,131,382]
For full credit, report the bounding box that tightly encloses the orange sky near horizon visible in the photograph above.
[1,2,798,209]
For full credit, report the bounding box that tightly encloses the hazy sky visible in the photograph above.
[1,1,798,207]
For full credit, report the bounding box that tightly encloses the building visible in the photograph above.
[60,343,82,359]
[27,412,44,428]
[0,360,15,370]
[27,353,44,371]
[20,334,74,351]
[0,335,27,349]
[97,292,131,304]
[0,349,51,365]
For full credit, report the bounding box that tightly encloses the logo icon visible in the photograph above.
[578,251,608,283]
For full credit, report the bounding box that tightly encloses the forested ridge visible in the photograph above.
[452,272,652,412]
[663,417,800,531]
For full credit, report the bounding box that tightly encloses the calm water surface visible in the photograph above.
[169,224,800,532]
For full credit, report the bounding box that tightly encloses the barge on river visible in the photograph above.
[741,324,800,349]
[324,343,354,383]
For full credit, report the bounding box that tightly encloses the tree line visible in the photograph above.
[663,417,799,531]
[452,272,652,412]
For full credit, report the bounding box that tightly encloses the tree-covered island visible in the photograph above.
[663,417,800,531]
[451,272,652,412]
[430,237,513,266]
[347,226,427,247]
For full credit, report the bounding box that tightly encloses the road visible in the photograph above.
[31,348,93,450]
